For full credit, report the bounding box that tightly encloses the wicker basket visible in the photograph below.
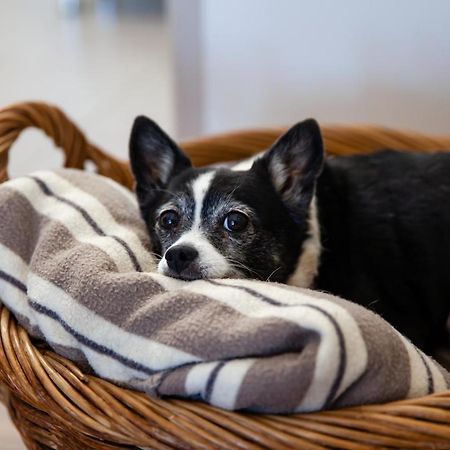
[0,101,449,450]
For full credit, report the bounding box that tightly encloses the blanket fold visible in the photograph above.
[0,169,448,413]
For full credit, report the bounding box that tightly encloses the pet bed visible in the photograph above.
[0,101,450,449]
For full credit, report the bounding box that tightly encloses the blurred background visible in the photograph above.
[2,0,450,177]
[0,0,450,446]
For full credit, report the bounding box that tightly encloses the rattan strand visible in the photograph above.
[0,102,449,449]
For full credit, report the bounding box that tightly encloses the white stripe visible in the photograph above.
[152,274,367,411]
[210,359,256,409]
[397,331,448,396]
[83,348,148,382]
[28,273,200,372]
[417,348,448,393]
[427,360,448,392]
[395,332,430,398]
[30,298,87,349]
[185,361,220,397]
[5,173,154,273]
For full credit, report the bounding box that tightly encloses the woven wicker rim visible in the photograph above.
[0,101,449,449]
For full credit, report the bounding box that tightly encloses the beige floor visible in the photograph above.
[0,406,25,450]
[0,0,172,447]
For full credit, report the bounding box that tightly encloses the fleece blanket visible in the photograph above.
[0,169,448,414]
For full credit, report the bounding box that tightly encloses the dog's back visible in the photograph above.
[316,150,450,352]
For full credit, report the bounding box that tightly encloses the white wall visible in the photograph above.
[175,0,450,137]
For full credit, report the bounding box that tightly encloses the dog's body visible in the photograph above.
[129,117,450,355]
[316,150,450,353]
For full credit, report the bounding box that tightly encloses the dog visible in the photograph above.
[129,115,450,356]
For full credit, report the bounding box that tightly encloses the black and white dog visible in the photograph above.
[129,116,450,355]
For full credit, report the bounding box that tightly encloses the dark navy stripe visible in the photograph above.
[29,176,142,272]
[207,280,347,407]
[204,361,226,402]
[0,269,27,293]
[28,299,157,376]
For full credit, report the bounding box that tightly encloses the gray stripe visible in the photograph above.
[0,187,45,263]
[30,175,142,272]
[333,305,411,408]
[57,169,152,255]
[26,219,165,325]
[236,339,320,413]
[125,289,318,359]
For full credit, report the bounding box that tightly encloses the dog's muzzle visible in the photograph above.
[164,245,200,279]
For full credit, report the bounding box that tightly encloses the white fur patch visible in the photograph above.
[161,229,231,277]
[191,171,216,228]
[287,197,321,288]
[158,171,232,277]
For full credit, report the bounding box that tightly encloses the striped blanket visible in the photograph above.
[0,169,448,414]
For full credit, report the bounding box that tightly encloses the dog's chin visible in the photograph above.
[158,266,244,281]
[163,270,205,281]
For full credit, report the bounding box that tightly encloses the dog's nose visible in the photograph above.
[165,245,199,274]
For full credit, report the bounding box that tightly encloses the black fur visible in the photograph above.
[315,150,450,353]
[261,118,324,217]
[200,168,307,281]
[129,116,191,214]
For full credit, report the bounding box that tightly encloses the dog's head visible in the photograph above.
[129,117,324,285]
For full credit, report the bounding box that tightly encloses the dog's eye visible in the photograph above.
[224,211,249,232]
[159,210,180,230]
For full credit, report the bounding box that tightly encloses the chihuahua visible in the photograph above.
[129,116,450,355]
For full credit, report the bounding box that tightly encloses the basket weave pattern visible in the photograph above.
[0,102,449,449]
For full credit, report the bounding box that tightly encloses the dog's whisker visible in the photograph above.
[266,266,282,282]
[227,258,264,280]
[149,251,163,259]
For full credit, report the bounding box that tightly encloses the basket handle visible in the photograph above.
[0,101,134,188]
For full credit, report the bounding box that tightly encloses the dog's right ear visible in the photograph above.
[129,116,192,207]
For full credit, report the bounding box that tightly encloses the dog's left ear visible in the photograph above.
[260,118,324,214]
[129,116,192,208]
